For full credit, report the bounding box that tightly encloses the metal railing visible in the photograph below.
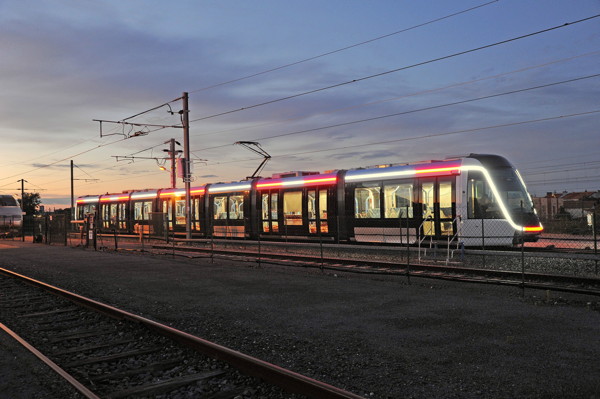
[445,216,462,264]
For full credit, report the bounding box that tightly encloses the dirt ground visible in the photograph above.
[0,240,599,399]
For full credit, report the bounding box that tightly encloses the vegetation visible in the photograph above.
[18,192,41,216]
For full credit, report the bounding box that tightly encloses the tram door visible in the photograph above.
[419,178,455,238]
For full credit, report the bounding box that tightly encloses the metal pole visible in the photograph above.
[406,205,411,284]
[182,92,192,240]
[20,179,26,242]
[257,225,262,268]
[169,138,176,189]
[593,210,598,274]
[70,160,74,221]
[481,218,485,269]
[521,201,525,297]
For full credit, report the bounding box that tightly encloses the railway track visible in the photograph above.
[0,268,364,399]
[149,241,600,297]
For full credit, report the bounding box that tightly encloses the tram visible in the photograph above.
[0,194,23,236]
[76,154,543,246]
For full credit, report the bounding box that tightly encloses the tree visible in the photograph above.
[18,192,41,216]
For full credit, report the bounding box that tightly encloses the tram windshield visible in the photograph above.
[468,168,534,219]
[0,195,18,207]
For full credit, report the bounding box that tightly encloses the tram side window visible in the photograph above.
[213,196,227,219]
[319,189,328,233]
[271,193,279,232]
[134,201,152,221]
[467,171,501,219]
[308,191,316,220]
[118,203,127,228]
[192,198,201,230]
[261,193,270,232]
[271,193,278,220]
[229,195,244,220]
[319,190,327,219]
[355,186,380,219]
[102,205,110,227]
[162,200,173,225]
[175,199,186,225]
[384,183,413,218]
[110,204,118,226]
[78,204,96,219]
[261,194,269,220]
[283,191,302,225]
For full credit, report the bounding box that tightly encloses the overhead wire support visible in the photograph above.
[121,96,184,121]
[93,119,183,138]
[235,141,271,179]
[189,14,600,124]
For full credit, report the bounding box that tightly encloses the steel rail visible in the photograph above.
[149,243,600,296]
[0,322,101,399]
[0,267,365,399]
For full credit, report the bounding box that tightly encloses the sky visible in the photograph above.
[0,0,599,208]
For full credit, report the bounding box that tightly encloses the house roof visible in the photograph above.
[560,191,592,200]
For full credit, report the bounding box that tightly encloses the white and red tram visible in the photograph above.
[76,154,543,246]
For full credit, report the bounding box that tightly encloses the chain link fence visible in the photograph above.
[533,212,598,251]
[3,211,598,280]
[0,216,22,238]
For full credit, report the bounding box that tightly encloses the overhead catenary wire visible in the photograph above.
[189,14,600,124]
[64,4,498,172]
[198,109,600,167]
[525,166,600,177]
[189,0,499,93]
[527,176,600,186]
[190,50,600,139]
[521,160,600,174]
[13,12,599,198]
[35,15,597,182]
[190,73,600,154]
[0,137,128,183]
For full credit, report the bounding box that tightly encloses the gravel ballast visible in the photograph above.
[0,240,599,398]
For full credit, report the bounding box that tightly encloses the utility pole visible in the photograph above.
[18,179,27,207]
[182,92,192,240]
[70,160,74,220]
[18,179,27,242]
[162,139,181,189]
[169,138,177,189]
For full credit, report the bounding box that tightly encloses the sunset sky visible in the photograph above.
[1,0,599,208]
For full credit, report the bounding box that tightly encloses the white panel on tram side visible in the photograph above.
[460,219,515,246]
[454,172,468,242]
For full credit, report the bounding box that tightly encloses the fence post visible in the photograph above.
[210,217,215,264]
[406,205,411,284]
[594,210,597,274]
[44,215,49,244]
[319,222,324,272]
[64,215,68,246]
[113,229,118,251]
[521,202,526,297]
[481,218,486,269]
[257,223,262,268]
